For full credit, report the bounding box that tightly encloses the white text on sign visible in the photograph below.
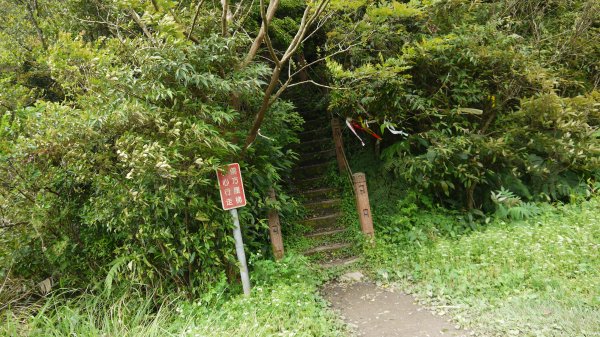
[217,163,247,210]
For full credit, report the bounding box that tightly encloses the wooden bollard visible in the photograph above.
[268,188,285,260]
[352,173,374,237]
[331,118,346,174]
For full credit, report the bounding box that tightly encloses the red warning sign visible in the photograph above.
[217,163,247,210]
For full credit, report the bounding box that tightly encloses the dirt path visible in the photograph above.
[322,279,470,337]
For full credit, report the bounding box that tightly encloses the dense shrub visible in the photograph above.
[327,0,600,210]
[0,4,302,295]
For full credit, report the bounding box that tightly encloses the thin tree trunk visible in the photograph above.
[221,0,229,37]
[24,0,47,49]
[240,0,280,68]
[466,182,477,211]
[150,0,159,11]
[244,66,282,149]
[188,0,206,41]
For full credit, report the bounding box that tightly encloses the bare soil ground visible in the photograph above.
[322,280,470,337]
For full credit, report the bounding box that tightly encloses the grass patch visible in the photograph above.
[366,198,600,336]
[0,254,347,337]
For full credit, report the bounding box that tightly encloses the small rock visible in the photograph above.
[340,271,364,282]
[38,277,53,295]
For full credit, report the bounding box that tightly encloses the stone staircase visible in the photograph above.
[292,114,359,268]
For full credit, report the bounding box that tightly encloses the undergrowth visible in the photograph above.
[342,146,600,336]
[0,254,347,337]
[366,198,600,337]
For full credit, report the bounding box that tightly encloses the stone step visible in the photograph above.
[299,187,338,202]
[293,137,333,153]
[299,148,335,166]
[320,256,360,269]
[302,212,341,230]
[293,162,330,180]
[303,242,352,256]
[305,243,358,263]
[299,126,330,141]
[304,227,346,238]
[303,198,342,217]
[303,118,330,131]
[301,227,350,252]
[293,176,324,190]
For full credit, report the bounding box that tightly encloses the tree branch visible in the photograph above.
[280,0,330,63]
[242,1,331,150]
[289,40,359,79]
[286,80,349,90]
[240,0,280,68]
[0,218,28,229]
[22,0,47,49]
[243,66,282,149]
[188,0,206,41]
[166,7,200,44]
[259,0,280,66]
[128,8,156,45]
[231,0,256,37]
[279,5,312,63]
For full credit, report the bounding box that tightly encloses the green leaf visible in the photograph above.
[457,108,483,115]
[195,212,210,222]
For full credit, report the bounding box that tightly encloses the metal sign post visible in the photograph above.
[230,208,251,295]
[217,163,251,296]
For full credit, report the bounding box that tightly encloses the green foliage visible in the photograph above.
[327,0,600,210]
[491,187,541,220]
[2,289,180,337]
[345,148,478,246]
[250,253,320,287]
[385,192,478,244]
[0,1,305,296]
[1,253,346,337]
[367,197,600,336]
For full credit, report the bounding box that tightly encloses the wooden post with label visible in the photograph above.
[352,172,374,238]
[267,188,285,260]
[217,163,251,296]
[331,118,346,174]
